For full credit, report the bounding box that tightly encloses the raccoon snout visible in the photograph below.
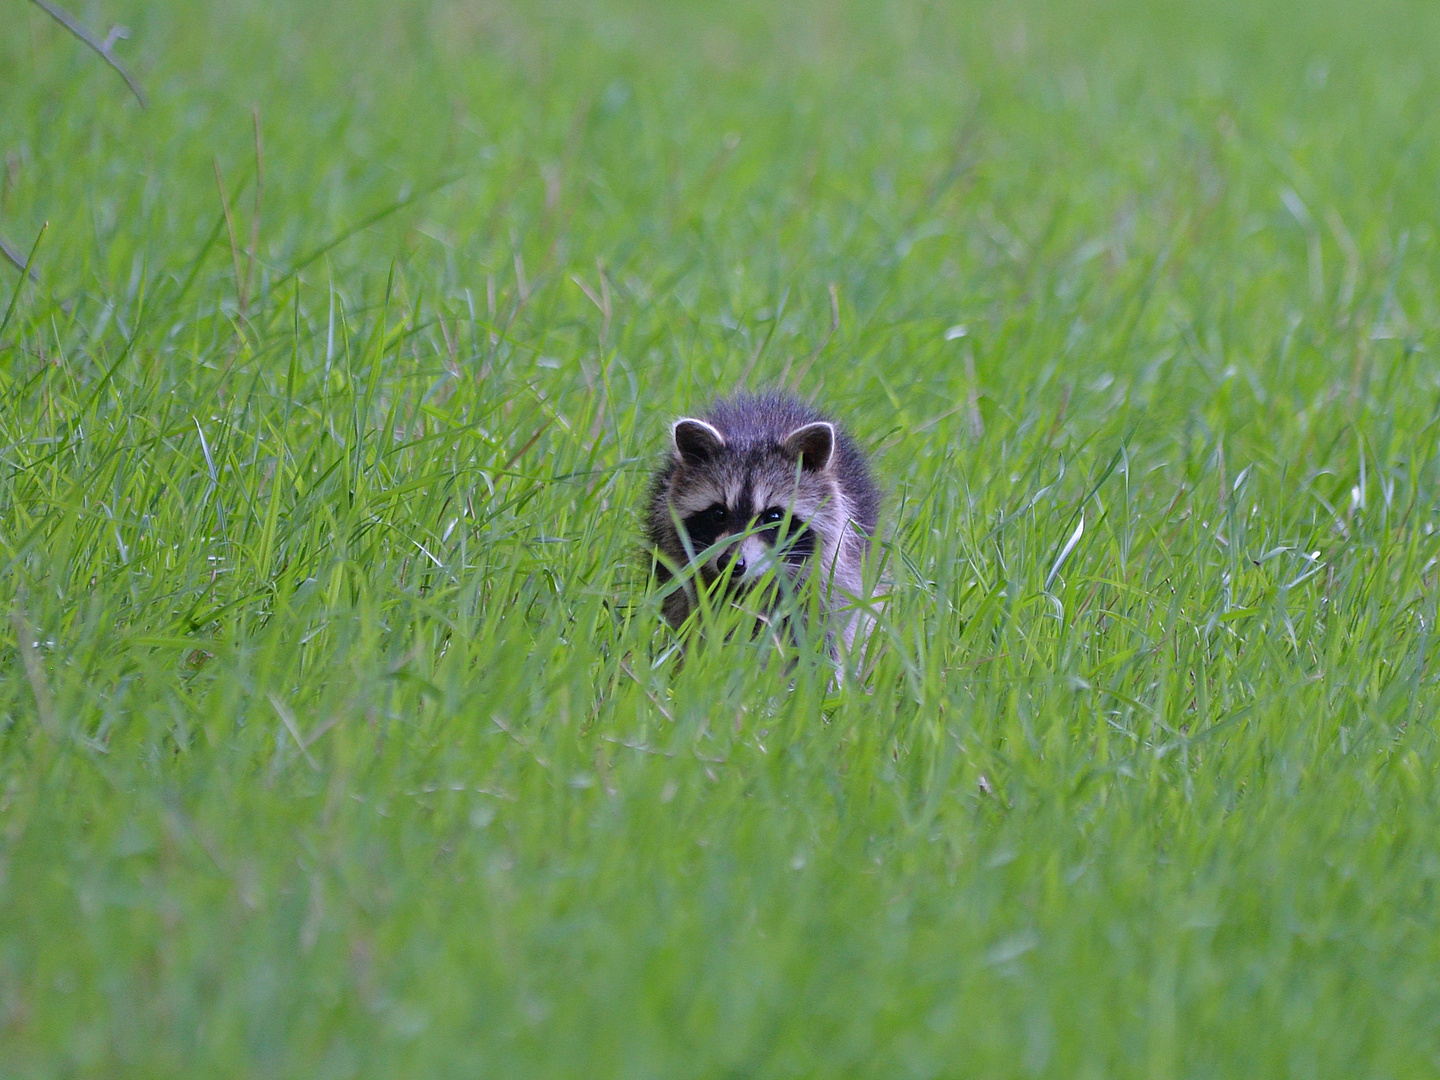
[712,541,747,577]
[709,552,745,577]
[715,536,775,583]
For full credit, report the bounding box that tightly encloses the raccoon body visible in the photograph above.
[644,393,881,657]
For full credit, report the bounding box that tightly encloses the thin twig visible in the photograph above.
[28,0,148,107]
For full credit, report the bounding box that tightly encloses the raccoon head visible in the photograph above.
[665,415,839,590]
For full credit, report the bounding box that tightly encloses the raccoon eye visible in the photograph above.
[708,504,728,524]
[758,507,786,527]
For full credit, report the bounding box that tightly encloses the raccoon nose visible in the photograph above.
[718,545,746,575]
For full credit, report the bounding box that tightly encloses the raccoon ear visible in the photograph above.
[781,421,836,472]
[672,418,726,465]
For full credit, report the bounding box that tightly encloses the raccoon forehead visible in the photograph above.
[669,475,733,515]
[668,470,838,519]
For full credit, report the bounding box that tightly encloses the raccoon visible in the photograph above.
[644,392,881,659]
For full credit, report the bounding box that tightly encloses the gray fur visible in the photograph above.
[644,392,881,658]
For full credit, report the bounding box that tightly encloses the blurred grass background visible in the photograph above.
[4,0,1440,1076]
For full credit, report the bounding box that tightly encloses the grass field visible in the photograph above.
[4,0,1440,1075]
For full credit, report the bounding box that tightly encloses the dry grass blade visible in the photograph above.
[212,158,246,315]
[246,107,264,309]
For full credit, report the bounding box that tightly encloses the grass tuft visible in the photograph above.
[4,0,1440,1074]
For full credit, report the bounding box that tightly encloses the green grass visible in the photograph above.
[4,0,1440,1075]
